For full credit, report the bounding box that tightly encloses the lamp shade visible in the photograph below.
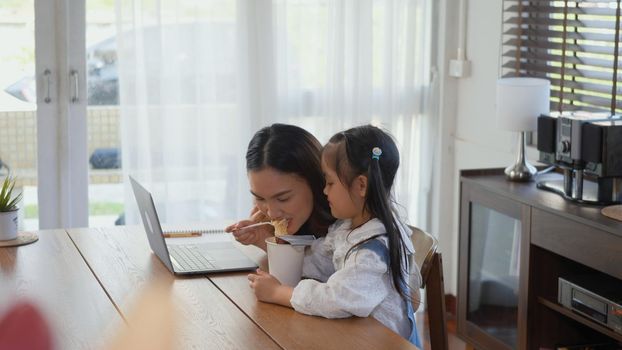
[496,77,550,131]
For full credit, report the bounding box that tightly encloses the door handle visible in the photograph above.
[43,69,51,103]
[70,69,79,103]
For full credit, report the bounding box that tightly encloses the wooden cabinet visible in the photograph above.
[458,169,622,350]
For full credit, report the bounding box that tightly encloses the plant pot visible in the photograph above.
[0,209,19,241]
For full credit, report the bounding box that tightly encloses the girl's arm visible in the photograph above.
[301,236,335,282]
[248,235,334,306]
[290,247,390,318]
[248,269,294,307]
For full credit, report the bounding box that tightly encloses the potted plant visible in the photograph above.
[0,176,22,241]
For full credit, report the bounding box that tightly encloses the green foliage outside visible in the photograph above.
[24,202,123,219]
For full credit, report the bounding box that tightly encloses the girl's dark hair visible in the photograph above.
[324,125,410,298]
[246,124,335,237]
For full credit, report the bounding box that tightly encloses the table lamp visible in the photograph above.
[496,77,550,181]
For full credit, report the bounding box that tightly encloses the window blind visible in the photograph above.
[502,0,622,113]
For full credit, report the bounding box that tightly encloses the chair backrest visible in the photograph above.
[410,226,438,289]
[409,226,448,350]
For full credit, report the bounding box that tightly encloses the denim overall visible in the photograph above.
[359,239,422,348]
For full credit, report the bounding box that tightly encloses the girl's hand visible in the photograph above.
[247,269,293,307]
[225,209,274,251]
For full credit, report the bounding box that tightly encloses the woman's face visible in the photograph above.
[248,167,314,234]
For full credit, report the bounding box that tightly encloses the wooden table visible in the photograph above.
[1,226,418,349]
[212,243,418,350]
[0,229,122,349]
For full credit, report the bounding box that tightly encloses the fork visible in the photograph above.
[231,221,273,231]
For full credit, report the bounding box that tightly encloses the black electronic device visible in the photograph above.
[558,276,622,335]
[537,112,622,205]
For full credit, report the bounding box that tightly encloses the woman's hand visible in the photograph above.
[225,208,274,251]
[247,269,293,307]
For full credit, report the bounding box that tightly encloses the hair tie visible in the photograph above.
[372,147,382,160]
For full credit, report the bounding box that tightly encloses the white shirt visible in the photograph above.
[290,218,421,340]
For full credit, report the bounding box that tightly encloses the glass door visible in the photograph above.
[1,0,90,230]
[468,202,521,347]
[2,0,120,230]
[458,184,530,350]
[34,0,88,230]
[85,0,123,227]
[0,1,38,230]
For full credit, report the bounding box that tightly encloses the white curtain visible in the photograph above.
[117,0,435,229]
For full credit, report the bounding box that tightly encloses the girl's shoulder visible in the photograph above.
[319,220,348,247]
[360,217,415,255]
[354,219,390,250]
[348,218,414,259]
[326,219,350,234]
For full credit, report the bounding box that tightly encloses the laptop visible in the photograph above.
[130,176,258,275]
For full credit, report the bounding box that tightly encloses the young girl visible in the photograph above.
[248,125,421,346]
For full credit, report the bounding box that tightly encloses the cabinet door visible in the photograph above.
[458,183,530,350]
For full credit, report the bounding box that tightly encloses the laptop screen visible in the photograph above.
[129,176,175,273]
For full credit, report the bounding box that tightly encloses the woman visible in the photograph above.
[225,124,335,251]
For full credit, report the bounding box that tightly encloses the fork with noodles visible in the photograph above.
[270,219,289,237]
[232,219,288,236]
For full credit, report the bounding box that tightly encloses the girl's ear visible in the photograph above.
[353,175,368,198]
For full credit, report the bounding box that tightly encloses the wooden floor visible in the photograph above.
[416,311,469,350]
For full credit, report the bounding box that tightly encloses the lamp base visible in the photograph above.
[505,131,537,182]
[505,162,537,182]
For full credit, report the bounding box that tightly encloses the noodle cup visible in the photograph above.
[265,236,305,287]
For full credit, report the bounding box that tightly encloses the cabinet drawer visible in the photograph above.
[531,208,622,280]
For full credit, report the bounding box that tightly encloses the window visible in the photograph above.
[503,0,622,113]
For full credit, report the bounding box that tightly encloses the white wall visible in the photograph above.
[434,0,541,295]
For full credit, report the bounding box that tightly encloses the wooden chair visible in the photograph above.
[410,226,449,350]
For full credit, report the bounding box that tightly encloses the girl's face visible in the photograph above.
[321,154,366,221]
[248,167,314,234]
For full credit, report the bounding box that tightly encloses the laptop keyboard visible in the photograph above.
[169,244,216,271]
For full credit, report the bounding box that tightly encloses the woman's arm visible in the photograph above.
[225,208,274,251]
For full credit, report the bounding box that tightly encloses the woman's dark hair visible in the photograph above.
[246,123,335,237]
[324,124,410,298]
